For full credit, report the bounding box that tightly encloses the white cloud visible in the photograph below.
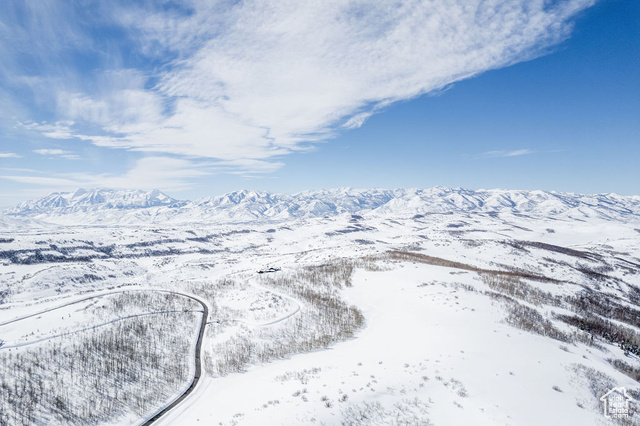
[0,175,79,187]
[0,167,41,173]
[33,148,80,160]
[11,1,595,173]
[101,157,211,190]
[20,121,76,140]
[0,153,21,158]
[0,156,211,192]
[343,112,375,130]
[480,149,535,158]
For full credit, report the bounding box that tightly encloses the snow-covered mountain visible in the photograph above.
[186,188,399,221]
[4,187,640,225]
[7,188,182,215]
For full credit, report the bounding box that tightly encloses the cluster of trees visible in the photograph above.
[205,261,365,377]
[479,273,564,308]
[0,291,199,425]
[478,265,640,365]
[341,398,432,425]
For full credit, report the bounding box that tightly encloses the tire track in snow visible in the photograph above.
[0,309,202,350]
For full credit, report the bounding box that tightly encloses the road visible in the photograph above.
[0,288,210,426]
[0,280,302,425]
[0,309,200,350]
[141,295,208,425]
[141,278,301,424]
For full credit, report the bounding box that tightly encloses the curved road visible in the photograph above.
[140,280,301,424]
[0,288,210,426]
[0,288,201,327]
[0,309,200,350]
[0,281,301,425]
[141,295,208,425]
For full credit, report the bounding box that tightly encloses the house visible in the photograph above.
[257,266,281,274]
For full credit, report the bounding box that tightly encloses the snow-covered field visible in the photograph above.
[1,188,640,425]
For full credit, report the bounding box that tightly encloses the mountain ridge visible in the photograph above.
[8,188,185,214]
[5,187,640,225]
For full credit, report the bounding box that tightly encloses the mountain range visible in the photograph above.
[4,187,640,225]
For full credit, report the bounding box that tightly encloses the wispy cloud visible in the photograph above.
[1,1,595,178]
[480,149,535,158]
[20,122,77,140]
[0,167,42,173]
[33,149,80,160]
[0,153,21,158]
[1,157,211,192]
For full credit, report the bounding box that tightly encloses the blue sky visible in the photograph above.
[0,0,638,205]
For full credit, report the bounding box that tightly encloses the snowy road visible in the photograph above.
[0,288,210,426]
[247,277,302,327]
[0,309,202,350]
[141,294,208,425]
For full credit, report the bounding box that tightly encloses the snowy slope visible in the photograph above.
[157,265,629,426]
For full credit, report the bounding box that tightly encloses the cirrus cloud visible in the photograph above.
[3,0,595,176]
[480,149,535,158]
[0,153,22,158]
[33,149,80,160]
[0,156,213,192]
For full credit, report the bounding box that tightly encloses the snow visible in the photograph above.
[154,265,626,425]
[5,186,640,225]
[1,187,640,424]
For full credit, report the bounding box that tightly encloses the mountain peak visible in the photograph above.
[7,188,182,215]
